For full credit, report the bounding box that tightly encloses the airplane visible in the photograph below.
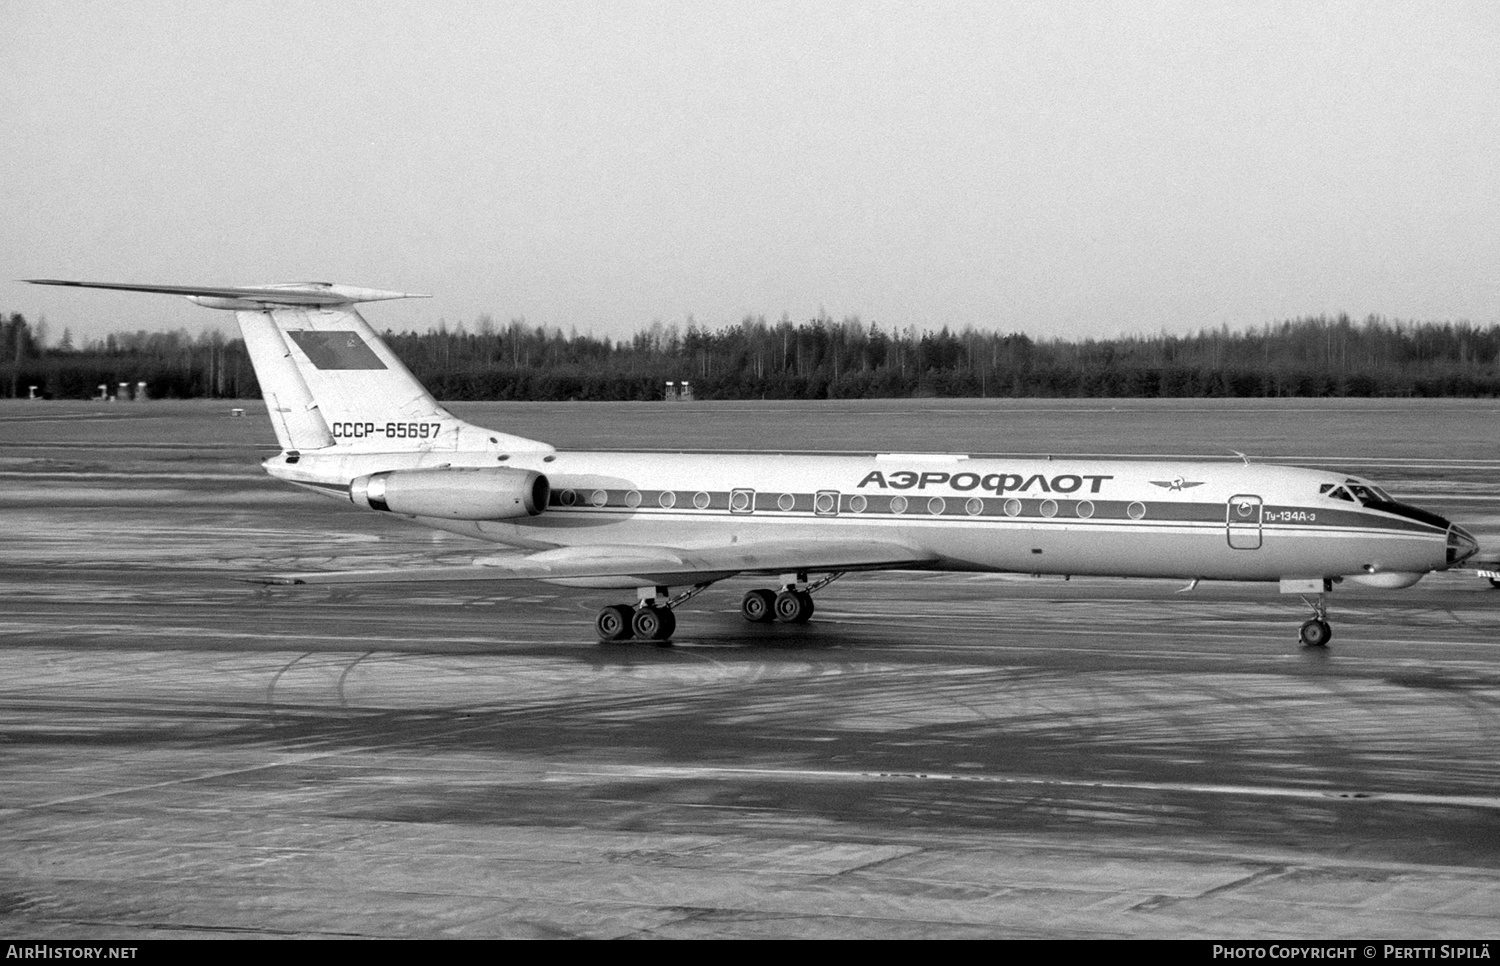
[25,278,1482,648]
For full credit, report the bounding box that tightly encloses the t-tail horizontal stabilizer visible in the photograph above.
[24,279,429,309]
[26,278,552,456]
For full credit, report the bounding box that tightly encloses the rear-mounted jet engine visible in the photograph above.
[349,467,549,520]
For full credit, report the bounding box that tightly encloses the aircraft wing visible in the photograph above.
[244,539,937,587]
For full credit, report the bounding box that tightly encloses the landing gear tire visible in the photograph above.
[741,589,777,623]
[595,604,634,642]
[632,605,675,642]
[1299,618,1332,648]
[774,590,815,624]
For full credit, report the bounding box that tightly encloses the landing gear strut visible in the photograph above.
[1281,578,1336,649]
[595,583,709,643]
[1298,594,1332,648]
[741,572,843,625]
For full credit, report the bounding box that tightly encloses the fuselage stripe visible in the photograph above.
[543,487,1443,536]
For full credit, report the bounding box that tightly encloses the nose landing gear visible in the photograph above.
[1281,578,1336,649]
[1298,593,1332,648]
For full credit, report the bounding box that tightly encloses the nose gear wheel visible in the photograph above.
[1298,618,1332,647]
[1297,594,1333,648]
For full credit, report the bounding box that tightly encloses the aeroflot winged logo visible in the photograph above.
[857,469,1113,495]
[1150,477,1205,492]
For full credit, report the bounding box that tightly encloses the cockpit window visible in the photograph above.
[1341,482,1397,506]
[1320,483,1356,502]
[1343,478,1395,504]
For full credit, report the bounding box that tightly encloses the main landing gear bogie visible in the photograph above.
[596,583,709,643]
[742,572,841,626]
[596,573,844,643]
[596,602,676,643]
[741,588,815,624]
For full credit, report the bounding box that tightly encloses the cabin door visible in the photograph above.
[1226,494,1263,549]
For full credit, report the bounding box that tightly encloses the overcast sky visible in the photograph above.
[4,1,1498,344]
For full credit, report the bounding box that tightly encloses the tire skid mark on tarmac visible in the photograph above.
[546,762,1500,811]
[0,673,777,818]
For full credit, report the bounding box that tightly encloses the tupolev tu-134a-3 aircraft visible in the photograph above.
[27,279,1482,648]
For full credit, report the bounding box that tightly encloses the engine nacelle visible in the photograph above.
[349,467,549,520]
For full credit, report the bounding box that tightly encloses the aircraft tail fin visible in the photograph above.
[24,280,552,454]
[236,301,462,453]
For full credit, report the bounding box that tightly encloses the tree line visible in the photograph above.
[4,310,1500,401]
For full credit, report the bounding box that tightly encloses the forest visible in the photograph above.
[4,310,1500,401]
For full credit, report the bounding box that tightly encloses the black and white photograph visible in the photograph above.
[3,1,1499,942]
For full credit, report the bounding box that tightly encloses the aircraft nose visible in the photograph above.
[1447,524,1479,568]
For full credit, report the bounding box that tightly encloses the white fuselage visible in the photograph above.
[269,445,1460,586]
